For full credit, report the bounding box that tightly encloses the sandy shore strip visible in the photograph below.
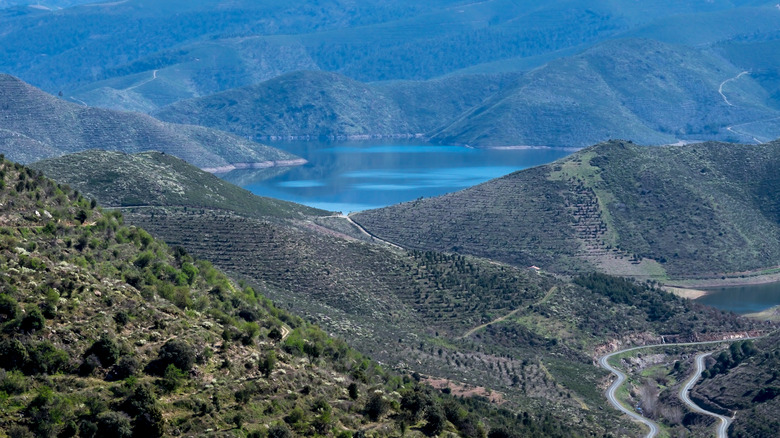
[744,305,780,322]
[664,286,709,299]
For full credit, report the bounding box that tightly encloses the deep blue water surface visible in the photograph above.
[226,142,572,213]
[696,282,780,314]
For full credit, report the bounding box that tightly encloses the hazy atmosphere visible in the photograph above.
[1,1,779,437]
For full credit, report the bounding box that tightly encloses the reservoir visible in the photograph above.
[224,141,572,213]
[696,282,780,314]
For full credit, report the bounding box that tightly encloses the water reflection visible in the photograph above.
[221,141,572,213]
[696,282,780,314]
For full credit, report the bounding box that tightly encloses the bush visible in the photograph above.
[348,382,359,400]
[84,335,121,368]
[108,356,140,381]
[149,339,195,375]
[26,341,68,375]
[259,351,276,378]
[96,411,133,438]
[364,393,389,421]
[159,364,187,392]
[268,424,293,438]
[0,339,28,371]
[20,306,45,333]
[0,294,20,321]
[0,369,28,394]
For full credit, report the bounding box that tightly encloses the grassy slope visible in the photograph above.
[29,150,328,219]
[0,74,298,168]
[353,140,780,280]
[0,157,570,438]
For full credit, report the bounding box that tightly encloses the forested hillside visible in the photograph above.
[31,148,774,437]
[0,155,578,437]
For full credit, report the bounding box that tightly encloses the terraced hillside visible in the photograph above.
[0,75,299,168]
[33,149,772,437]
[0,156,574,437]
[353,140,780,280]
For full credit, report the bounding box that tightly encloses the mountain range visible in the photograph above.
[3,1,780,147]
[152,38,780,147]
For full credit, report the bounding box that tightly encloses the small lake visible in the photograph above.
[223,141,572,213]
[696,282,780,314]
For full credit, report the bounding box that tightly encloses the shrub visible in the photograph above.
[26,341,69,375]
[96,411,133,438]
[0,369,28,394]
[150,339,195,374]
[20,306,45,333]
[84,335,121,368]
[259,351,276,378]
[364,393,389,421]
[0,339,28,371]
[159,364,187,392]
[108,356,140,381]
[348,382,359,400]
[268,424,293,438]
[0,294,20,321]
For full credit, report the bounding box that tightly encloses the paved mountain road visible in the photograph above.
[598,335,764,437]
[680,352,733,438]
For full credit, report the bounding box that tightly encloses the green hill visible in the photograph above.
[430,38,780,147]
[0,74,300,168]
[353,140,780,280]
[153,70,511,140]
[35,149,768,437]
[154,71,416,140]
[0,155,567,437]
[29,150,328,219]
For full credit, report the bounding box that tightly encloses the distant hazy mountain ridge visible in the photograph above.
[0,74,299,168]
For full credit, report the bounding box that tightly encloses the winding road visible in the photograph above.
[680,352,733,438]
[718,71,750,106]
[598,336,763,437]
[599,348,660,438]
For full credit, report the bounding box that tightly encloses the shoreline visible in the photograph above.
[203,158,307,174]
[664,269,780,289]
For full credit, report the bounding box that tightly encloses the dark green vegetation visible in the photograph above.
[153,38,780,147]
[30,150,327,219]
[693,332,780,438]
[0,157,576,437]
[0,74,298,168]
[35,148,774,436]
[353,140,780,280]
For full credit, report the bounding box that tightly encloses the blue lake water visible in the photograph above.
[696,282,780,314]
[224,142,572,213]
